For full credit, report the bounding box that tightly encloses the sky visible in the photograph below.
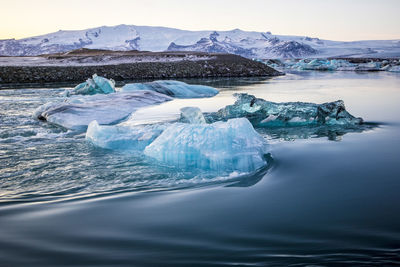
[0,0,399,41]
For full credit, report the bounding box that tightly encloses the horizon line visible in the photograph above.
[2,24,400,43]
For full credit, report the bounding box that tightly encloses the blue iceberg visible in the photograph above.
[86,120,167,150]
[121,80,219,98]
[34,90,172,131]
[206,93,363,127]
[144,118,269,173]
[66,74,116,96]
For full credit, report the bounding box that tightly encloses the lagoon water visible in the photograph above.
[1,71,400,266]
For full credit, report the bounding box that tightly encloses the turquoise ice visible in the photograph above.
[206,93,363,127]
[66,74,116,96]
[121,80,219,98]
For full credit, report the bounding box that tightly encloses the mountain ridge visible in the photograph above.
[1,24,400,58]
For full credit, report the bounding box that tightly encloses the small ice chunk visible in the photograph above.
[180,107,206,124]
[121,80,219,98]
[66,74,116,96]
[144,118,269,173]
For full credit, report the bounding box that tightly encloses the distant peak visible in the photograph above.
[210,31,219,41]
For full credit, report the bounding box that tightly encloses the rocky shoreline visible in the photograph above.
[0,51,282,88]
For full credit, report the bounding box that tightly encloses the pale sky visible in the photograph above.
[1,0,399,41]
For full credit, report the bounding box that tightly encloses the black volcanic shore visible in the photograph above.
[0,50,282,87]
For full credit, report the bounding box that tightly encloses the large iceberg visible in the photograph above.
[86,120,167,150]
[144,118,269,173]
[34,90,172,131]
[121,80,219,98]
[66,74,116,96]
[206,93,363,127]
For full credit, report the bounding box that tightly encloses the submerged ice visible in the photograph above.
[66,74,116,96]
[206,93,363,127]
[122,80,219,98]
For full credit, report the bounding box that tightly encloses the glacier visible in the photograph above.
[143,118,269,173]
[34,90,172,131]
[121,80,219,98]
[65,74,116,96]
[206,93,363,127]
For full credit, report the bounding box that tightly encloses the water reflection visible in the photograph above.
[257,123,379,141]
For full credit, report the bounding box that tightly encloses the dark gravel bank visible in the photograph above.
[0,52,282,88]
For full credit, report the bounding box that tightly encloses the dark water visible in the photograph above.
[1,72,400,266]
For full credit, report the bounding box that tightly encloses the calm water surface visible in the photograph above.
[1,71,400,266]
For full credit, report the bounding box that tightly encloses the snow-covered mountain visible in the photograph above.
[1,24,399,58]
[167,31,318,58]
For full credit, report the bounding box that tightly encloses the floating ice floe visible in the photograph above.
[206,93,363,127]
[34,90,172,131]
[65,74,116,96]
[121,80,219,98]
[143,118,269,173]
